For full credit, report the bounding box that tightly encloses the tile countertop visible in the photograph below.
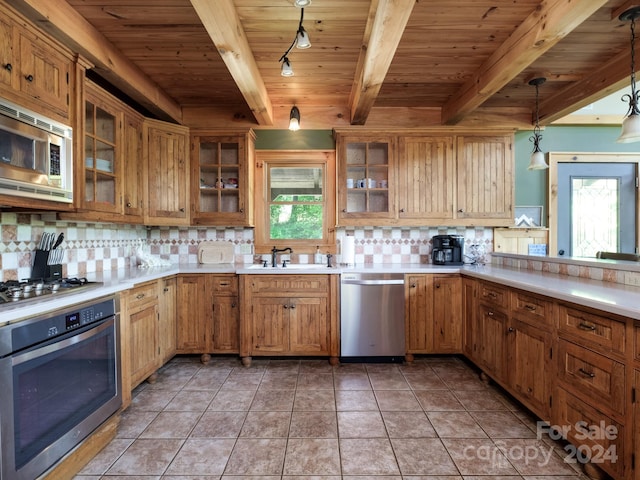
[2,262,640,325]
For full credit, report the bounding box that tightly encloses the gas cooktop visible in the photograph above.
[0,278,102,305]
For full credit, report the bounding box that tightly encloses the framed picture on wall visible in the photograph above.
[514,206,543,227]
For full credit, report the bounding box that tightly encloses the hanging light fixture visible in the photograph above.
[528,77,548,171]
[278,8,311,77]
[617,7,640,143]
[289,106,301,131]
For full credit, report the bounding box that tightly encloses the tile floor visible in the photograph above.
[75,355,588,479]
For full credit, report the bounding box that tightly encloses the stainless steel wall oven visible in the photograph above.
[0,296,121,480]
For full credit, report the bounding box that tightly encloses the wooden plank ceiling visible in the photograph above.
[9,0,637,129]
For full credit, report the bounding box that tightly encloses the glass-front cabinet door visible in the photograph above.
[336,133,395,224]
[191,131,255,226]
[83,87,121,213]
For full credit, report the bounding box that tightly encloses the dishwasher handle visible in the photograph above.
[341,279,405,286]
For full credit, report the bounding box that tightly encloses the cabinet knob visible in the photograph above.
[435,284,440,289]
[231,302,237,308]
[487,311,494,317]
[458,208,464,213]
[524,304,536,311]
[283,304,289,309]
[239,208,244,213]
[342,208,347,213]
[400,208,405,213]
[163,287,169,292]
[4,63,11,72]
[126,202,132,208]
[179,207,185,212]
[25,74,33,82]
[410,283,416,288]
[136,293,145,299]
[290,304,296,309]
[507,327,514,333]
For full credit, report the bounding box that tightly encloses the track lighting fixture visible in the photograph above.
[289,106,301,131]
[617,7,640,143]
[528,77,548,171]
[278,8,311,77]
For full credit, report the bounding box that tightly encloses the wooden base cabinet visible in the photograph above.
[239,274,339,366]
[405,274,462,359]
[176,274,240,362]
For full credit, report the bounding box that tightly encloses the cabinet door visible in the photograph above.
[176,275,208,352]
[478,303,508,382]
[129,303,159,388]
[509,318,552,418]
[406,274,433,353]
[0,16,14,89]
[159,277,177,363]
[433,275,462,353]
[337,135,395,223]
[83,87,121,213]
[144,120,189,225]
[17,29,70,118]
[212,295,240,352]
[122,110,144,219]
[456,135,513,223]
[289,296,329,354]
[398,136,454,221]
[192,133,254,226]
[462,277,478,360]
[251,297,289,354]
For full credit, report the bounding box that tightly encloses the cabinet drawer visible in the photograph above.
[210,275,238,295]
[248,275,329,294]
[478,281,508,309]
[558,339,625,416]
[558,305,626,355]
[511,291,554,326]
[555,388,625,479]
[127,281,159,310]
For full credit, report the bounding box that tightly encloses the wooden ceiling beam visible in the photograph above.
[441,0,609,125]
[4,0,183,122]
[349,0,417,125]
[190,0,273,126]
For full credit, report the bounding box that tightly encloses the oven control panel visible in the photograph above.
[1,297,116,356]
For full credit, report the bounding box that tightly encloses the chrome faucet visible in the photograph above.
[271,246,293,267]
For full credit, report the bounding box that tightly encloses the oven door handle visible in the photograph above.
[11,317,114,366]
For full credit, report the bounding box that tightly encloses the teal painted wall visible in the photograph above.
[255,130,334,150]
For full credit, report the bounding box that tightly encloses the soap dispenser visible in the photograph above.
[314,246,323,264]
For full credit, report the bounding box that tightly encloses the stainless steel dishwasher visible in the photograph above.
[340,272,405,361]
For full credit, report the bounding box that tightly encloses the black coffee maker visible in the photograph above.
[431,235,464,265]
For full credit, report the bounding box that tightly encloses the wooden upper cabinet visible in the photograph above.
[122,110,145,220]
[455,134,514,225]
[190,130,255,226]
[143,119,190,225]
[398,136,454,221]
[81,84,122,214]
[336,133,396,224]
[0,4,72,122]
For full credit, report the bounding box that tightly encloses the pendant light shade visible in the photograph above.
[281,57,294,77]
[528,77,548,171]
[617,7,640,143]
[294,0,311,6]
[296,26,311,49]
[289,106,301,131]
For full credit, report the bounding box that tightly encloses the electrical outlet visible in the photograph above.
[161,244,171,255]
[624,271,640,287]
[239,243,253,255]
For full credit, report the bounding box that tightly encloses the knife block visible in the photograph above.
[31,249,62,281]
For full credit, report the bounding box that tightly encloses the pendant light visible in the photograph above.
[278,8,311,77]
[289,106,301,131]
[528,77,548,170]
[294,0,311,6]
[617,7,640,143]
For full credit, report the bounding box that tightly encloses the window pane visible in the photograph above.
[571,177,619,257]
[270,204,323,239]
[270,167,323,201]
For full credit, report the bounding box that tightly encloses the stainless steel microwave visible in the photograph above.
[0,99,73,203]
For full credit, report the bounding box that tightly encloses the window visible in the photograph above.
[254,150,336,254]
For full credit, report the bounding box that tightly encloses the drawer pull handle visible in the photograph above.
[136,293,145,299]
[524,304,536,311]
[578,322,596,331]
[578,368,595,378]
[220,282,230,286]
[488,292,497,299]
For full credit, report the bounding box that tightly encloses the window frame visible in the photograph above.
[254,150,336,255]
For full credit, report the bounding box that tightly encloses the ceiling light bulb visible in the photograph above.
[289,106,301,131]
[294,0,311,6]
[281,57,294,77]
[296,26,311,49]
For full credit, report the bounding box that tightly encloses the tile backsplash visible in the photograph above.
[0,213,494,282]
